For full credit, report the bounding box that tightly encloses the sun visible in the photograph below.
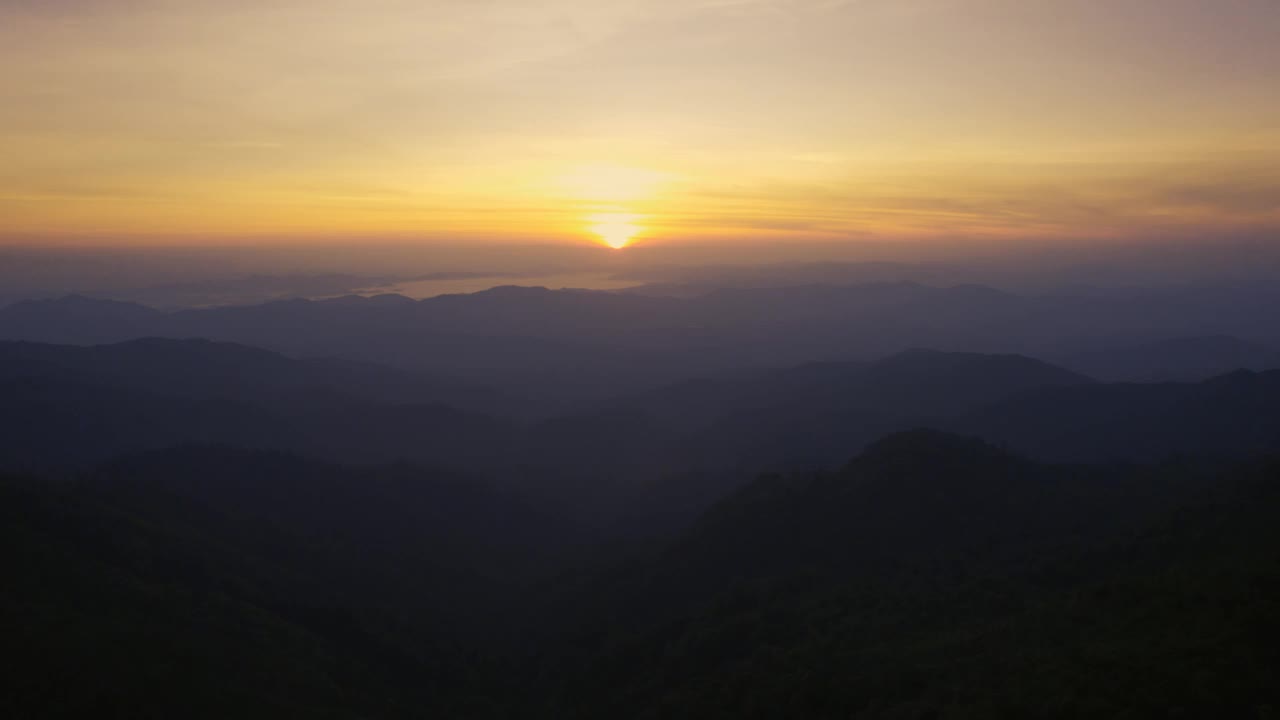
[588,212,642,249]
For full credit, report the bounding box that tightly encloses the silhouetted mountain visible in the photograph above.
[490,351,1094,532]
[647,430,1162,595]
[1,446,572,719]
[318,292,417,307]
[615,353,1280,474]
[5,427,1279,718]
[2,472,382,719]
[615,348,1079,427]
[960,368,1280,462]
[3,337,1071,512]
[0,339,520,471]
[86,446,572,584]
[11,336,1278,534]
[0,376,286,470]
[0,337,508,411]
[0,294,162,344]
[1059,334,1280,381]
[743,348,1088,415]
[605,349,1091,474]
[6,282,1278,409]
[544,434,1280,719]
[0,374,525,474]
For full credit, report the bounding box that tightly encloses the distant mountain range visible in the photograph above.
[1057,334,1280,381]
[4,282,1277,408]
[4,334,1279,718]
[5,278,1280,718]
[4,337,1278,531]
[0,337,518,471]
[0,335,507,411]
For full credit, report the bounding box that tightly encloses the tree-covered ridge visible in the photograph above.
[547,433,1280,718]
[0,449,563,719]
[5,434,1277,718]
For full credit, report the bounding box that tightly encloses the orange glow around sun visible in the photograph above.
[588,212,643,249]
[1,2,1278,247]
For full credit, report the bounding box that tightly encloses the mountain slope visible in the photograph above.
[660,430,1160,591]
[1060,334,1280,382]
[0,446,578,719]
[614,349,1092,430]
[0,338,527,471]
[961,369,1280,461]
[0,295,162,344]
[546,433,1280,719]
[605,350,1094,475]
[0,337,507,411]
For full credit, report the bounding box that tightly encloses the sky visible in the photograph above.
[1,0,1278,251]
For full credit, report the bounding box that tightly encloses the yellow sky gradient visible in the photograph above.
[1,0,1277,248]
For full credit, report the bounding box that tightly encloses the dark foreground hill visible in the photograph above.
[545,432,1280,719]
[960,369,1280,462]
[4,433,1278,719]
[0,447,574,720]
